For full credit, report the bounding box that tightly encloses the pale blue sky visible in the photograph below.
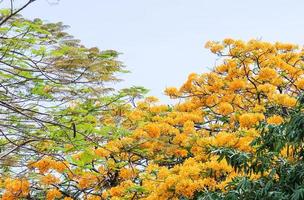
[8,0,304,101]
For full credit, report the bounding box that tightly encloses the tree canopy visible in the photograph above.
[1,1,304,200]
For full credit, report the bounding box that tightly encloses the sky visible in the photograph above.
[5,0,304,102]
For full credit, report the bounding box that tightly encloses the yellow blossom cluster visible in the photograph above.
[4,39,304,200]
[2,179,29,200]
[29,157,69,174]
[267,115,284,125]
[46,189,62,200]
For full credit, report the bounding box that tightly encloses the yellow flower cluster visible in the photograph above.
[295,79,304,89]
[40,174,60,185]
[96,39,303,199]
[2,179,29,200]
[164,87,180,97]
[229,79,246,91]
[144,123,161,138]
[267,115,284,125]
[217,102,234,115]
[239,113,265,128]
[258,67,277,81]
[119,168,137,180]
[205,41,225,53]
[77,173,98,189]
[29,157,68,174]
[271,94,297,107]
[16,39,304,200]
[46,189,62,200]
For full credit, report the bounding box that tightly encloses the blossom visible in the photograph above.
[164,87,180,97]
[215,132,238,147]
[175,179,198,198]
[87,195,101,200]
[229,79,246,91]
[295,78,304,89]
[205,41,225,53]
[267,115,284,125]
[257,83,276,93]
[95,148,111,157]
[218,102,234,115]
[119,168,136,180]
[46,189,62,200]
[40,174,60,185]
[144,123,161,138]
[174,149,188,157]
[205,95,219,106]
[183,120,195,134]
[258,67,277,81]
[78,173,98,189]
[272,94,297,107]
[3,179,29,199]
[239,113,265,128]
[223,38,235,45]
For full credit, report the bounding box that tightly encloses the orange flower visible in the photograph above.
[229,79,246,91]
[258,67,277,81]
[218,102,234,115]
[46,189,62,200]
[164,87,180,97]
[3,178,29,199]
[40,174,60,185]
[144,123,161,138]
[267,115,284,125]
[119,168,136,180]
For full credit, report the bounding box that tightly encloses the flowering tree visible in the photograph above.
[94,39,303,200]
[1,2,304,200]
[0,3,147,200]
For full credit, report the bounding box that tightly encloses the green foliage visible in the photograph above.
[199,99,304,200]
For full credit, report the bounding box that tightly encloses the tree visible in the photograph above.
[0,2,147,199]
[1,2,304,200]
[71,39,302,200]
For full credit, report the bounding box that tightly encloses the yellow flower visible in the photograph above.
[223,38,235,45]
[46,189,62,200]
[145,96,159,103]
[119,168,136,180]
[253,104,266,112]
[150,105,168,113]
[95,148,111,157]
[205,41,225,53]
[183,120,195,134]
[295,78,304,89]
[87,195,101,200]
[144,123,161,138]
[218,102,234,115]
[267,115,284,125]
[272,94,297,107]
[78,173,98,189]
[164,87,180,97]
[109,186,124,197]
[239,113,265,128]
[215,132,238,147]
[258,67,277,81]
[257,83,276,93]
[3,179,29,199]
[205,95,219,106]
[40,174,60,185]
[229,79,246,91]
[175,179,198,198]
[173,133,188,146]
[174,149,188,157]
[236,136,254,152]
[52,161,68,173]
